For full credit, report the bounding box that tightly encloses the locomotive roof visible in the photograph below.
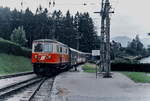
[33,39,91,54]
[33,39,68,47]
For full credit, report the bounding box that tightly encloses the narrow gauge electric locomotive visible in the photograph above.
[32,39,89,76]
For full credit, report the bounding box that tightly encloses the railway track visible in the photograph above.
[0,76,55,101]
[0,71,34,79]
[0,76,42,100]
[21,78,55,101]
[0,70,55,101]
[26,78,46,101]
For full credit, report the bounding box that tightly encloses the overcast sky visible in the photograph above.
[0,0,150,39]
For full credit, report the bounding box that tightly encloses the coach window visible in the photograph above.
[66,49,68,54]
[64,48,66,54]
[63,48,65,54]
[60,47,62,53]
[57,45,59,53]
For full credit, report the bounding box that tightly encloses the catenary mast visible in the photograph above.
[95,0,114,77]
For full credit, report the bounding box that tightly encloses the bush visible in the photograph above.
[0,37,31,58]
[111,63,150,72]
[112,58,139,64]
[10,26,27,46]
[21,47,31,58]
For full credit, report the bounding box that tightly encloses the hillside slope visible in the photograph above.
[0,53,32,75]
[0,37,31,58]
[0,38,32,75]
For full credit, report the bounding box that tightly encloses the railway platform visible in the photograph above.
[51,66,150,101]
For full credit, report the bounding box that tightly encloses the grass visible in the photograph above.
[0,53,32,75]
[122,72,150,83]
[82,63,96,73]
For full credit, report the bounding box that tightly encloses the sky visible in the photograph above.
[0,0,150,39]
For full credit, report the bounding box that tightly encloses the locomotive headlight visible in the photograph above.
[34,55,38,59]
[47,56,51,59]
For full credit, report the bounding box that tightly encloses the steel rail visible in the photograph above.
[27,78,47,101]
[27,77,55,101]
[0,71,34,79]
[0,77,42,99]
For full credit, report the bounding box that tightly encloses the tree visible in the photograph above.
[111,40,122,58]
[0,7,12,39]
[52,10,63,40]
[77,12,98,52]
[62,11,76,48]
[0,7,99,52]
[126,35,144,56]
[10,26,27,46]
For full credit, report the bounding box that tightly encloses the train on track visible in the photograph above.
[32,39,91,76]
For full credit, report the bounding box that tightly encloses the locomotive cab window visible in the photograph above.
[33,43,53,52]
[43,43,53,52]
[34,43,43,52]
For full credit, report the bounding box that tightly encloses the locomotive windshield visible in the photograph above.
[33,43,53,52]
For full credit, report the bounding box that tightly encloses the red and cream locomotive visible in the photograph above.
[32,39,90,76]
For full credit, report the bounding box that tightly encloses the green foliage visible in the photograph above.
[77,12,98,52]
[126,35,145,56]
[0,7,12,40]
[122,72,150,83]
[0,7,99,52]
[10,26,27,46]
[0,37,31,58]
[111,40,123,59]
[111,35,150,61]
[112,58,139,64]
[147,45,150,53]
[0,53,32,75]
[82,63,96,73]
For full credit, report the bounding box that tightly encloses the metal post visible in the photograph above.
[94,0,114,78]
[103,0,112,78]
[100,14,105,73]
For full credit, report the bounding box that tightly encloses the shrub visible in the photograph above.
[10,26,27,46]
[0,37,31,58]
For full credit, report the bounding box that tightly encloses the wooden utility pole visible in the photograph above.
[94,0,114,78]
